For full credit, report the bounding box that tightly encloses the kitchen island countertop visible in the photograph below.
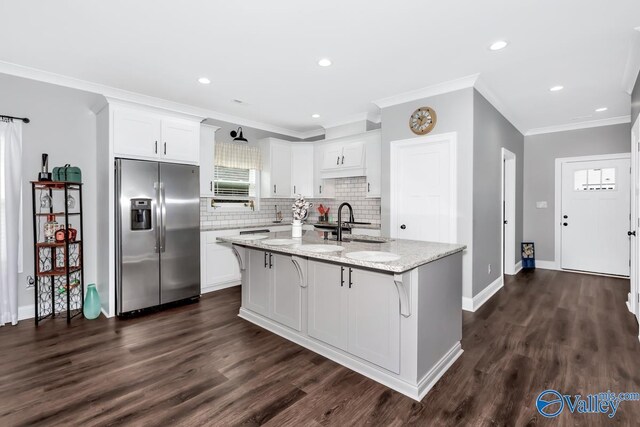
[218,231,465,274]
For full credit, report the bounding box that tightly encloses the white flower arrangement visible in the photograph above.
[292,195,313,222]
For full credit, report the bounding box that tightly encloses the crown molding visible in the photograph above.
[474,77,526,135]
[0,60,322,139]
[320,111,382,131]
[525,115,631,137]
[372,74,479,109]
[622,28,640,94]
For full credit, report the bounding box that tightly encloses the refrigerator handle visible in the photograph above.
[159,182,166,252]
[154,182,160,253]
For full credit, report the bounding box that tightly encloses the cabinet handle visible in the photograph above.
[337,156,340,165]
[341,155,344,165]
[368,182,370,193]
[154,141,158,154]
[319,185,322,194]
[269,253,273,269]
[340,266,344,287]
[210,181,213,192]
[294,185,296,194]
[164,142,167,155]
[348,268,353,288]
[264,252,268,268]
[274,184,277,194]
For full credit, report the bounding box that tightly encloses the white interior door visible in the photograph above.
[391,135,456,243]
[502,149,516,275]
[561,157,631,276]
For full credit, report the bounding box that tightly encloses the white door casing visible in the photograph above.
[559,156,631,276]
[630,115,640,322]
[390,132,457,243]
[501,148,517,275]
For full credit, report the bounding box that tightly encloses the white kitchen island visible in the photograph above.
[218,231,466,401]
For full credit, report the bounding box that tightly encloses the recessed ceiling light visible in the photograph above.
[595,107,608,112]
[489,40,508,51]
[549,85,564,92]
[318,58,332,67]
[311,114,320,118]
[198,77,211,85]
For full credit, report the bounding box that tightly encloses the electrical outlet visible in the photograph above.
[488,264,492,274]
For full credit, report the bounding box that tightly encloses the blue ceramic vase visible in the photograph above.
[83,283,101,320]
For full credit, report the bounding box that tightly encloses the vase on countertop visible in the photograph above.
[292,219,303,238]
[83,283,101,320]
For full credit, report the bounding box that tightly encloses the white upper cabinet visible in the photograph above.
[365,134,381,198]
[199,124,219,197]
[161,119,200,164]
[290,144,314,198]
[260,138,292,198]
[317,130,379,179]
[113,109,162,161]
[313,144,336,198]
[112,105,200,165]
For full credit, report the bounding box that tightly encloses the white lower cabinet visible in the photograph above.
[307,260,400,373]
[244,248,302,331]
[201,231,242,293]
[245,249,272,317]
[307,260,349,350]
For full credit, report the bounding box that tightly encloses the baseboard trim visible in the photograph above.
[18,304,35,321]
[535,260,559,270]
[462,275,504,312]
[201,281,241,295]
[512,261,523,275]
[238,307,462,401]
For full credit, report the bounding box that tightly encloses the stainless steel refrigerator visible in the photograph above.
[116,158,200,315]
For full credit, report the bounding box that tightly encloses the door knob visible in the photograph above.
[400,224,406,230]
[628,231,636,236]
[563,222,568,226]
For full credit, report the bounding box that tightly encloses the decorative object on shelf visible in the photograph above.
[44,215,59,242]
[230,126,248,143]
[53,164,82,182]
[83,283,101,320]
[409,107,437,135]
[66,194,76,209]
[39,192,52,209]
[38,153,52,181]
[31,180,85,325]
[521,242,535,269]
[292,195,313,238]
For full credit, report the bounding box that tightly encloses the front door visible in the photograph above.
[561,157,631,276]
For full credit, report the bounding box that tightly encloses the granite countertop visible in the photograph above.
[201,222,292,232]
[218,231,466,274]
[311,222,381,230]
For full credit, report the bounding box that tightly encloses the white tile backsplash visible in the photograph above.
[200,176,380,228]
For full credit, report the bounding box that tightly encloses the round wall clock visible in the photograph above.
[409,107,437,135]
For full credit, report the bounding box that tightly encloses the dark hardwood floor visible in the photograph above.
[1,269,639,426]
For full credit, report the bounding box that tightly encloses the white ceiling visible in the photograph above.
[0,0,638,136]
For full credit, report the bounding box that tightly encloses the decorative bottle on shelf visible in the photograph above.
[83,283,101,320]
[44,215,58,242]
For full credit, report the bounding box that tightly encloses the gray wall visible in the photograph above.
[523,123,631,262]
[380,88,475,298]
[202,118,301,147]
[633,70,640,125]
[472,91,524,295]
[0,73,100,312]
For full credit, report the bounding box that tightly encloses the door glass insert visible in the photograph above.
[574,167,616,191]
